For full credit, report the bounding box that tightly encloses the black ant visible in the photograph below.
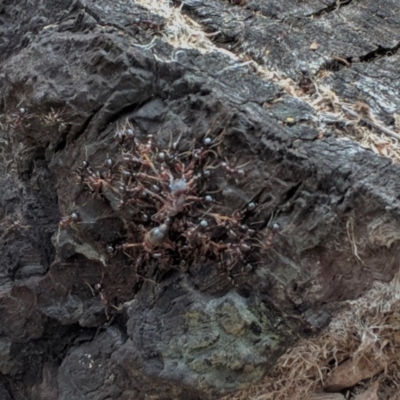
[299,65,314,94]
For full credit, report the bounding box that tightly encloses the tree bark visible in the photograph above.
[1,0,400,399]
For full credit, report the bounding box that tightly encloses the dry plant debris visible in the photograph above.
[135,0,228,53]
[223,271,400,400]
[263,72,400,163]
[135,1,400,162]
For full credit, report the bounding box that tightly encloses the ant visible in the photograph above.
[59,211,81,229]
[255,218,293,254]
[10,106,31,129]
[77,157,121,198]
[0,213,30,242]
[209,210,244,229]
[56,212,81,244]
[220,158,250,180]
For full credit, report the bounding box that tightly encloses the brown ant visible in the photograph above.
[56,212,81,244]
[255,221,282,253]
[85,171,107,194]
[0,213,30,241]
[220,240,252,270]
[59,212,81,229]
[220,158,250,180]
[116,222,174,259]
[209,210,244,228]
[81,169,121,198]
[10,106,31,129]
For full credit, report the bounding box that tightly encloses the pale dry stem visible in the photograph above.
[346,218,366,265]
[135,0,231,54]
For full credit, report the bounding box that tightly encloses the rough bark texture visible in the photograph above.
[1,0,400,399]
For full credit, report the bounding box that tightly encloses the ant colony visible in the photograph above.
[62,122,276,281]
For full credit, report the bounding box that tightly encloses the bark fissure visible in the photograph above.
[309,0,354,18]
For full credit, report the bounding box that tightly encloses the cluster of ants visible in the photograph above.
[60,122,280,282]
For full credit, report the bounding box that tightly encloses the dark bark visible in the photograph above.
[1,0,400,399]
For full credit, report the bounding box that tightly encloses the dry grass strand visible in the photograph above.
[224,270,400,400]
